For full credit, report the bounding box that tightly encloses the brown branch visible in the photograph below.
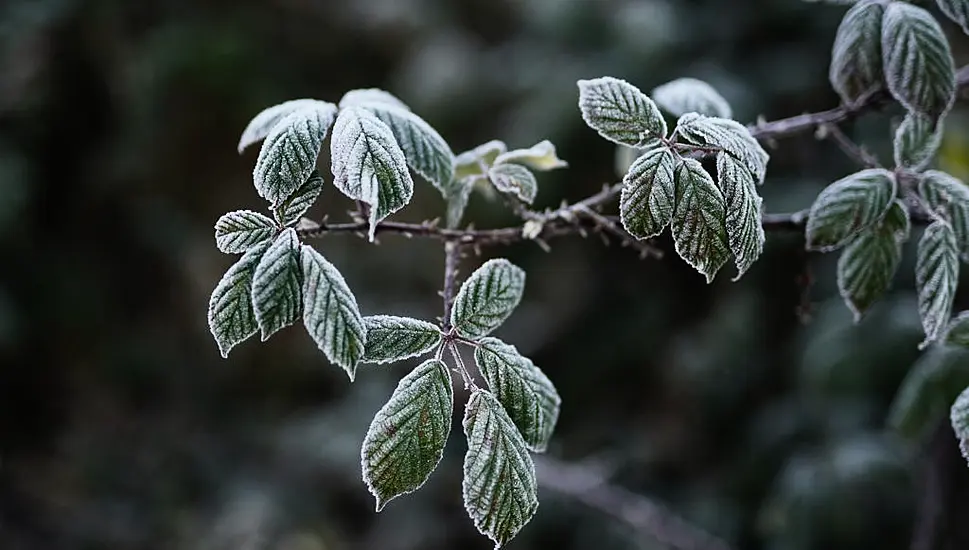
[441,241,460,331]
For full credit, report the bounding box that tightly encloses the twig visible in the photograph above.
[441,241,461,331]
[575,204,664,259]
[817,123,881,168]
[534,455,735,550]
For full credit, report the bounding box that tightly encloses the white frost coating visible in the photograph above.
[363,104,454,194]
[492,140,569,172]
[208,240,272,358]
[488,163,538,204]
[805,168,896,252]
[330,106,414,242]
[237,98,321,153]
[252,101,338,206]
[951,385,969,463]
[462,390,538,549]
[338,88,411,111]
[214,210,278,254]
[916,219,959,348]
[251,228,302,341]
[717,153,765,280]
[619,146,676,240]
[938,0,969,35]
[829,0,885,104]
[301,245,366,380]
[361,359,453,511]
[650,77,733,119]
[675,112,770,183]
[454,140,508,181]
[836,200,909,322]
[671,158,730,283]
[894,112,943,171]
[577,77,667,148]
[446,177,475,229]
[274,171,324,226]
[474,337,560,453]
[361,315,442,364]
[450,258,526,339]
[919,170,969,257]
[945,310,969,347]
[882,2,956,119]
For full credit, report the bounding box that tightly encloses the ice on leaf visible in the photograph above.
[488,163,538,204]
[252,228,302,341]
[951,385,969,463]
[937,0,969,35]
[339,88,411,111]
[829,0,885,104]
[274,171,324,226]
[805,168,896,252]
[619,146,676,240]
[237,98,324,153]
[717,153,765,280]
[577,77,667,148]
[208,240,272,358]
[945,310,969,347]
[454,140,507,181]
[894,112,943,171]
[917,219,959,348]
[651,77,733,119]
[493,140,568,172]
[671,158,730,283]
[214,210,278,254]
[919,170,969,257]
[675,113,769,183]
[361,315,442,364]
[450,259,526,339]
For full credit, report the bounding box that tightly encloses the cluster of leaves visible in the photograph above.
[577,76,770,282]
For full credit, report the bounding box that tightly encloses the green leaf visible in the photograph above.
[451,259,526,339]
[253,101,338,207]
[339,88,411,111]
[837,200,909,321]
[577,77,667,148]
[362,358,453,511]
[274,171,324,226]
[944,310,969,347]
[951,385,969,463]
[717,153,765,280]
[894,112,943,171]
[330,106,414,242]
[805,168,896,252]
[829,0,886,104]
[301,245,366,380]
[917,220,959,348]
[937,0,969,35]
[650,77,733,119]
[454,140,507,181]
[445,178,474,229]
[362,315,442,364]
[889,344,969,439]
[214,210,278,254]
[462,390,538,549]
[919,170,969,256]
[882,2,956,119]
[619,146,676,239]
[488,163,538,204]
[675,113,770,183]
[493,140,568,171]
[361,103,455,194]
[252,228,302,340]
[237,98,322,153]
[475,337,560,452]
[208,240,272,358]
[671,158,730,283]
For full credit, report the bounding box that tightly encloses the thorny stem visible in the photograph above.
[448,341,477,390]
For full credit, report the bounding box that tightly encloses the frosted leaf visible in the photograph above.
[837,200,909,321]
[805,168,896,251]
[362,358,453,511]
[330,106,414,241]
[917,220,959,348]
[475,337,560,452]
[446,178,474,229]
[214,210,278,254]
[919,170,969,256]
[938,0,969,35]
[675,113,770,183]
[252,228,302,341]
[650,77,733,119]
[717,153,765,280]
[577,77,667,148]
[829,0,885,105]
[894,112,943,171]
[619,146,676,239]
[462,390,538,549]
[451,259,526,339]
[301,245,366,380]
[883,2,956,120]
[253,101,338,206]
[274,171,324,226]
[953,386,969,463]
[362,315,442,364]
[339,88,411,111]
[671,158,730,283]
[237,98,322,153]
[208,240,272,358]
[488,163,538,204]
[361,103,454,194]
[492,140,568,172]
[945,310,969,347]
[454,140,507,181]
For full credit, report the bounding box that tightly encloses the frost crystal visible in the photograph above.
[805,168,896,252]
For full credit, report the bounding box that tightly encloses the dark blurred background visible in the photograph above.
[4,0,969,549]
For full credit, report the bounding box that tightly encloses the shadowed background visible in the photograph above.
[3,0,969,549]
